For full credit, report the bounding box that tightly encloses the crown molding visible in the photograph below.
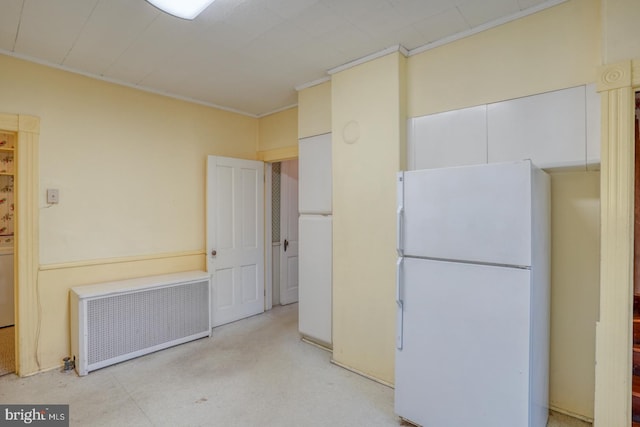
[0,49,259,118]
[295,76,331,92]
[328,45,408,75]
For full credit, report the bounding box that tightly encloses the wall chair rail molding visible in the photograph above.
[594,59,638,427]
[38,250,206,271]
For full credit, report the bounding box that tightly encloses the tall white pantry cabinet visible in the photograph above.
[298,133,333,347]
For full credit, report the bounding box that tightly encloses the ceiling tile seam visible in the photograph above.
[0,48,258,118]
[106,13,161,80]
[456,6,472,29]
[407,0,569,57]
[11,0,26,52]
[133,18,214,86]
[61,0,101,65]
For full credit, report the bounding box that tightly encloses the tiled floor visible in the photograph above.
[0,304,590,427]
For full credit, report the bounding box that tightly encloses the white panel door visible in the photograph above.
[395,258,532,427]
[401,161,533,267]
[487,86,586,169]
[280,159,299,305]
[299,215,332,345]
[298,133,332,214]
[408,105,487,170]
[207,156,264,327]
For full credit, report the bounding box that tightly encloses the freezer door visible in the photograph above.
[402,160,533,267]
[298,215,332,345]
[299,134,332,214]
[395,258,534,427]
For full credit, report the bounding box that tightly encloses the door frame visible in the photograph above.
[259,149,299,311]
[0,113,40,376]
[594,60,638,426]
[279,159,299,305]
[265,163,273,310]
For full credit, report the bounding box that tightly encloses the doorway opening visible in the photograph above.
[0,130,16,376]
[269,160,299,308]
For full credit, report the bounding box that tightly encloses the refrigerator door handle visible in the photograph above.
[396,207,404,256]
[396,257,404,350]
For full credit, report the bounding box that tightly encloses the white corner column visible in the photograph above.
[594,60,637,427]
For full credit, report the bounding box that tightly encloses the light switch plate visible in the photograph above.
[47,189,59,204]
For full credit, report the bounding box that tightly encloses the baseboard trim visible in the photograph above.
[549,405,593,423]
[330,359,394,389]
[301,336,332,352]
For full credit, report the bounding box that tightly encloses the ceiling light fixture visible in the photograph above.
[146,0,215,20]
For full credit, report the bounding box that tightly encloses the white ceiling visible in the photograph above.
[0,0,563,117]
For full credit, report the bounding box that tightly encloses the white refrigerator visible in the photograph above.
[298,133,332,346]
[395,160,550,427]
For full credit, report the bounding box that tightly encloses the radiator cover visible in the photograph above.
[70,271,211,376]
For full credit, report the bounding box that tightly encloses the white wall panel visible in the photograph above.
[299,215,332,345]
[488,86,586,169]
[408,105,487,170]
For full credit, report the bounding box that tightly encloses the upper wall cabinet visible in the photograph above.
[408,84,600,171]
[488,86,586,170]
[299,133,332,214]
[408,105,487,170]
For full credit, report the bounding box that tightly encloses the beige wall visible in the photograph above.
[549,171,600,419]
[298,81,332,138]
[407,0,600,117]
[331,52,406,384]
[602,0,640,63]
[0,54,258,373]
[0,55,258,265]
[258,107,298,153]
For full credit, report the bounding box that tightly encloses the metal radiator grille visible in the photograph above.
[86,280,209,365]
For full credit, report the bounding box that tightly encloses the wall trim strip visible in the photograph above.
[257,146,299,162]
[39,250,206,271]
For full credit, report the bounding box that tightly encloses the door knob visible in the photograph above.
[211,250,217,257]
[284,239,288,252]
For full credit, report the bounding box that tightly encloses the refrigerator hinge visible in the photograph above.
[396,257,404,350]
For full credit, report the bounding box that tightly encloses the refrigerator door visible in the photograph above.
[401,160,533,267]
[298,214,332,345]
[299,134,332,215]
[395,258,531,427]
